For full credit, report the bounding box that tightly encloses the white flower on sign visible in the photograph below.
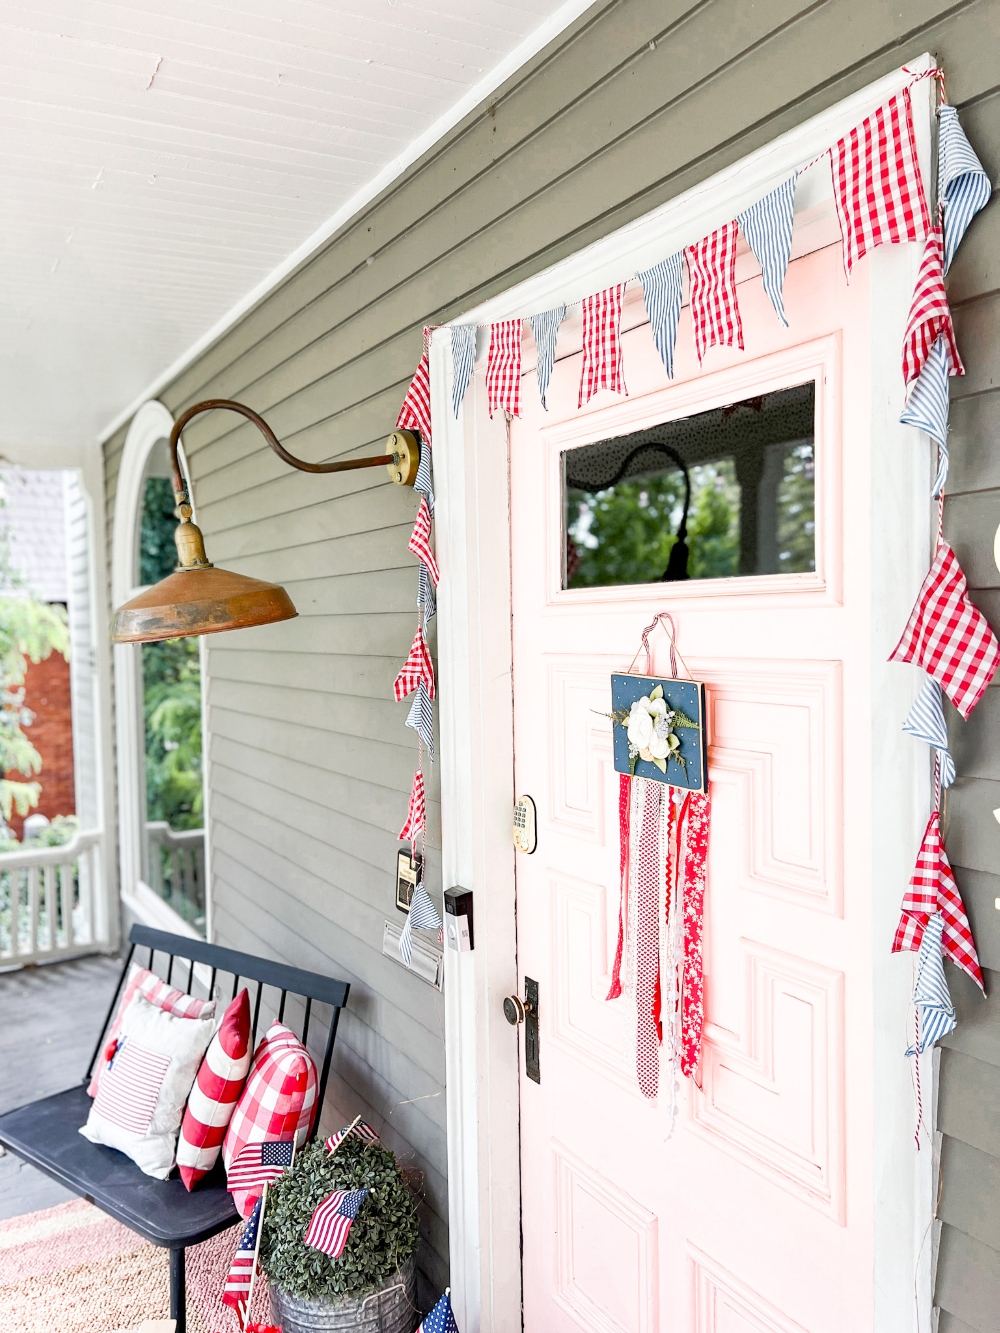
[622,685,683,774]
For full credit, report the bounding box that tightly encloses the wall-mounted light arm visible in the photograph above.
[112,398,420,645]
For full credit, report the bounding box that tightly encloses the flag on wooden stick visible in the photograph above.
[304,1188,370,1258]
[222,1196,263,1319]
[226,1140,295,1194]
[418,1290,461,1333]
[325,1120,381,1152]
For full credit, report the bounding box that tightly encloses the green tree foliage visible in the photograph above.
[261,1138,420,1300]
[142,637,203,830]
[139,476,180,586]
[0,595,70,824]
[567,462,740,588]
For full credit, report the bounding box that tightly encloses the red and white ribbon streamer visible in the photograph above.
[679,791,711,1079]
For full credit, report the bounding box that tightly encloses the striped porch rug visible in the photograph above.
[0,1198,272,1332]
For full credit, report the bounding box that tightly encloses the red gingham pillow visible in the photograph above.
[221,1021,318,1217]
[176,988,252,1191]
[88,966,216,1097]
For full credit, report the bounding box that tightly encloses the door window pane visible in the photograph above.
[563,383,815,589]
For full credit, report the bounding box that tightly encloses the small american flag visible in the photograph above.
[304,1187,370,1258]
[325,1120,382,1152]
[226,1140,296,1193]
[222,1195,262,1318]
[418,1290,461,1333]
[92,1039,170,1136]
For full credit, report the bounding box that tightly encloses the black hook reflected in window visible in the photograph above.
[596,441,691,582]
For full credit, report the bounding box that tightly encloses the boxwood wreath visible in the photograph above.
[259,1137,420,1300]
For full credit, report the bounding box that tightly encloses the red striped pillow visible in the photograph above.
[176,988,252,1191]
[88,966,216,1097]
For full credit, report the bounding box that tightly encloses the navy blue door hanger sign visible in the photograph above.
[607,613,708,793]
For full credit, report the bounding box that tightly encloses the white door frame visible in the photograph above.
[433,55,937,1333]
[111,399,213,941]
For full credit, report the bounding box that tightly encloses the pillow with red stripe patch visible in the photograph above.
[222,1021,318,1217]
[88,966,217,1097]
[176,988,252,1191]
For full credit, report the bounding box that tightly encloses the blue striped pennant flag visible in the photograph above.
[415,440,434,514]
[900,334,950,492]
[939,104,992,274]
[637,254,683,379]
[451,325,477,418]
[905,912,957,1056]
[529,306,566,409]
[418,562,436,622]
[406,680,435,759]
[399,882,442,966]
[738,175,797,327]
[902,675,957,788]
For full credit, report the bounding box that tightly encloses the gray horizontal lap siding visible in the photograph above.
[100,0,1000,1307]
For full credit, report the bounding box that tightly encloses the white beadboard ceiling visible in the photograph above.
[0,0,591,451]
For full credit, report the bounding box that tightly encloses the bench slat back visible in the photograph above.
[87,925,351,1138]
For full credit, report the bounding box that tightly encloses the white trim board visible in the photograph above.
[96,0,600,446]
[433,57,935,1333]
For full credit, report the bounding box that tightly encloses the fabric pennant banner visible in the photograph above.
[902,676,957,788]
[905,913,958,1056]
[408,496,439,587]
[451,324,477,418]
[486,318,523,418]
[685,222,744,364]
[900,331,950,445]
[738,174,797,326]
[414,438,434,513]
[399,882,441,965]
[396,352,433,445]
[393,626,435,702]
[829,86,930,279]
[889,541,1000,719]
[529,305,566,409]
[893,810,984,991]
[902,225,963,386]
[637,254,684,379]
[405,680,435,758]
[418,561,437,622]
[579,284,627,407]
[939,103,993,273]
[399,770,426,842]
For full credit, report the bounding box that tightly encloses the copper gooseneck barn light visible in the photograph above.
[111,398,419,644]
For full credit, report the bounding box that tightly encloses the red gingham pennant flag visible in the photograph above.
[485,319,523,418]
[893,811,984,991]
[889,541,1000,719]
[902,224,964,385]
[408,496,439,586]
[830,87,930,279]
[396,352,432,444]
[684,223,744,364]
[399,770,426,842]
[578,284,627,407]
[393,626,435,702]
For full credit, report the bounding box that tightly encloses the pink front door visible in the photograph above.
[510,242,877,1332]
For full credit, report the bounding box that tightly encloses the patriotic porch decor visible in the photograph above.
[223,1195,263,1320]
[738,175,797,327]
[177,987,252,1191]
[938,102,992,273]
[325,1118,382,1151]
[684,222,743,364]
[226,1139,296,1193]
[578,285,627,406]
[418,1290,461,1333]
[399,881,442,966]
[901,225,963,386]
[304,1188,370,1258]
[486,318,523,418]
[889,541,1000,721]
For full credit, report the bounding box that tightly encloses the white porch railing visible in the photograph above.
[144,822,205,929]
[0,830,107,966]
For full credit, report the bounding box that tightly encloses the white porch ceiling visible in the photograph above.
[0,0,587,450]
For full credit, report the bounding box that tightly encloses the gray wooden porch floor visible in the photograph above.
[0,953,121,1219]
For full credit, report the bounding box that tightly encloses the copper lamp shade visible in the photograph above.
[111,399,418,644]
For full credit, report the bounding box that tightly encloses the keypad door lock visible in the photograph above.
[504,977,540,1083]
[513,795,537,854]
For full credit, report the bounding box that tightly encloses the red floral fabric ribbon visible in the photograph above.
[679,791,711,1079]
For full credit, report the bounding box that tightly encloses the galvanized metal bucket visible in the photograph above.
[269,1255,418,1333]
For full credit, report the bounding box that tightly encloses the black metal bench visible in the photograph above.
[0,924,350,1333]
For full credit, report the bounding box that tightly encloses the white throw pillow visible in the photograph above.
[80,991,216,1179]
